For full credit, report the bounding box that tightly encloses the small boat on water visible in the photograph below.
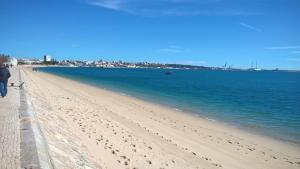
[165,71,172,75]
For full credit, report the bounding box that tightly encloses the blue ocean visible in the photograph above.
[39,67,300,144]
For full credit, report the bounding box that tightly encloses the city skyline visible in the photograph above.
[1,0,300,69]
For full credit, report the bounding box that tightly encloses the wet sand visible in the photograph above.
[22,67,300,169]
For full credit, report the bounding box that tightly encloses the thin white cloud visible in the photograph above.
[87,0,255,17]
[159,45,190,53]
[265,46,300,50]
[87,0,122,10]
[239,22,262,32]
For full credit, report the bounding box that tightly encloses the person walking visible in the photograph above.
[0,63,11,98]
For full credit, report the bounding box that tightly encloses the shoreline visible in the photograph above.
[38,67,300,146]
[60,73,300,147]
[22,64,300,72]
[23,67,300,169]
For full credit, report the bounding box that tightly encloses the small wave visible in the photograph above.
[205,117,216,122]
[121,93,130,96]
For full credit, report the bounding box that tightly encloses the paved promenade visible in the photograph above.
[0,67,20,169]
[0,67,53,169]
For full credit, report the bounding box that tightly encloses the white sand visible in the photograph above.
[22,67,300,169]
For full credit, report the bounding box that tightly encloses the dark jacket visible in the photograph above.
[0,67,11,82]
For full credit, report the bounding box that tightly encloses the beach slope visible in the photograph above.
[23,67,300,169]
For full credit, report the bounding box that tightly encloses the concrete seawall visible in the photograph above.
[19,68,54,169]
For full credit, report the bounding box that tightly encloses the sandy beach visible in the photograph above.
[22,67,300,169]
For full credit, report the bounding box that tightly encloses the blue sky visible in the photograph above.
[0,0,300,69]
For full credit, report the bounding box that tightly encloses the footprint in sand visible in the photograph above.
[212,163,222,167]
[271,155,277,159]
[248,148,255,151]
[202,157,211,161]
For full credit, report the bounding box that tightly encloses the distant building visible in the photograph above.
[44,55,52,62]
[17,58,42,65]
[4,57,18,66]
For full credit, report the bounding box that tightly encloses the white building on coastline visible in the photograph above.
[44,55,52,62]
[4,57,18,66]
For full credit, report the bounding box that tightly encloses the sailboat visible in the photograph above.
[254,61,262,71]
[249,61,262,71]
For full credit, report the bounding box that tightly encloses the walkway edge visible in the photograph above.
[19,68,55,169]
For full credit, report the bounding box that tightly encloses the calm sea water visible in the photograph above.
[39,67,300,144]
